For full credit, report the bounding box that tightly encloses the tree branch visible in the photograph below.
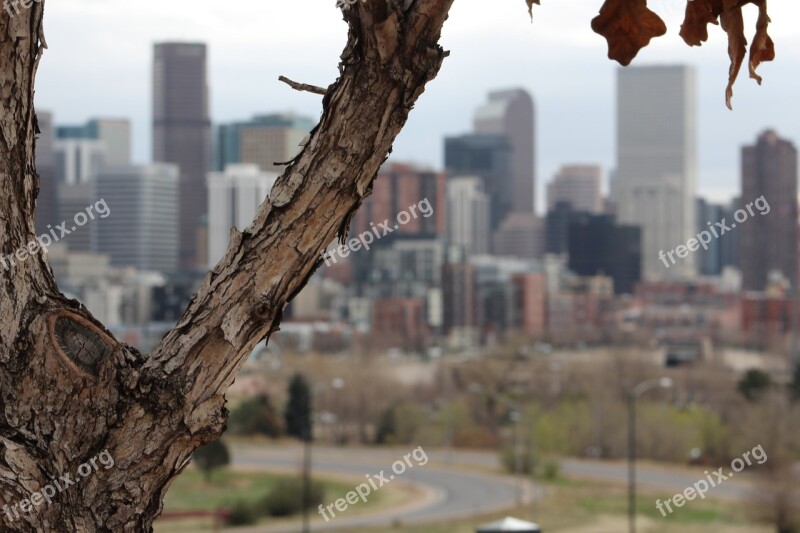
[278,75,327,95]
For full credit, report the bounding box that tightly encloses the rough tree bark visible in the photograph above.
[0,1,453,530]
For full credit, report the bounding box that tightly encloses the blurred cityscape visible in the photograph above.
[33,41,800,532]
[35,43,800,363]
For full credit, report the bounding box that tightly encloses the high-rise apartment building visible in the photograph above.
[611,66,697,279]
[207,164,279,266]
[57,118,131,166]
[95,164,179,272]
[446,176,490,256]
[740,130,798,290]
[474,89,536,215]
[215,113,314,173]
[547,165,603,214]
[153,42,212,269]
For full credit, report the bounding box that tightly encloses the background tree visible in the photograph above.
[789,364,800,402]
[737,368,773,402]
[0,0,777,530]
[192,440,231,482]
[229,395,283,438]
[284,374,313,441]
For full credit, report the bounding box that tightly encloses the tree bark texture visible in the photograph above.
[0,1,453,530]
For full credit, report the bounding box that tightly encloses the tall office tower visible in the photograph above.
[695,197,741,277]
[153,42,212,269]
[568,213,642,294]
[444,134,512,231]
[57,183,93,252]
[54,139,107,185]
[95,164,179,272]
[446,176,490,256]
[57,118,132,166]
[547,165,603,214]
[35,110,57,235]
[492,213,545,259]
[216,113,315,173]
[474,89,536,214]
[546,201,577,255]
[207,164,279,266]
[740,130,798,290]
[720,197,740,270]
[611,65,697,279]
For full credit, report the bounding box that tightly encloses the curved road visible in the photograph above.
[232,445,526,532]
[230,444,768,532]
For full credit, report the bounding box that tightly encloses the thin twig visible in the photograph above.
[278,75,327,95]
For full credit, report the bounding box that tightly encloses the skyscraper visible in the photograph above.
[611,66,697,279]
[35,110,57,235]
[547,165,603,214]
[57,118,131,166]
[207,164,279,266]
[446,176,491,256]
[740,130,798,290]
[215,113,314,173]
[474,89,536,215]
[95,164,179,272]
[568,213,642,294]
[54,139,106,185]
[444,133,512,231]
[153,42,211,269]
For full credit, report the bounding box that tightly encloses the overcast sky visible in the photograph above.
[34,0,800,212]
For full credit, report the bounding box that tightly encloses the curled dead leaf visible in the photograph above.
[591,0,667,66]
[680,0,721,46]
[525,0,541,20]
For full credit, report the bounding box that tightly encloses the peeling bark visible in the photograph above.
[1,0,453,530]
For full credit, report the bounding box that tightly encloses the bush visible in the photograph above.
[737,368,772,402]
[229,395,283,438]
[193,439,230,481]
[540,458,560,481]
[225,501,259,526]
[263,478,324,517]
[499,446,560,481]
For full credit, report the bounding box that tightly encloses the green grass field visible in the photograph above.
[154,466,412,532]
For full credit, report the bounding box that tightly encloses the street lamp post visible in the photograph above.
[468,384,528,509]
[628,377,673,533]
[302,378,344,533]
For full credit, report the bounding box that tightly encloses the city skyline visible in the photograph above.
[33,1,800,212]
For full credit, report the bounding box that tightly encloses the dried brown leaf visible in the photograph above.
[749,0,775,84]
[720,1,747,109]
[591,0,667,66]
[526,0,541,20]
[677,0,775,108]
[680,0,721,46]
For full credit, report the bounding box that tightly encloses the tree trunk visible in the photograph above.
[0,1,454,530]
